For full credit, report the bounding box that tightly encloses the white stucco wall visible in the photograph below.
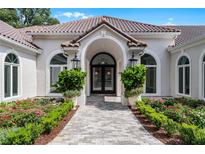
[32,27,176,105]
[33,37,73,97]
[170,43,205,100]
[135,38,174,97]
[0,41,37,102]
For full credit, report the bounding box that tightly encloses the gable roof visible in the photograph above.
[167,25,205,50]
[22,16,180,34]
[0,20,41,52]
[61,18,147,48]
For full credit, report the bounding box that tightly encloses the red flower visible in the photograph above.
[34,110,44,117]
[159,99,166,103]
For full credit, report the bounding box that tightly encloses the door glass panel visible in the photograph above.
[12,66,18,96]
[185,66,190,95]
[4,65,11,97]
[93,67,102,91]
[145,67,156,93]
[179,67,183,94]
[50,67,61,92]
[104,67,114,91]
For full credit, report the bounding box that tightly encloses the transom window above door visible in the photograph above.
[141,54,157,94]
[91,53,115,65]
[50,53,67,93]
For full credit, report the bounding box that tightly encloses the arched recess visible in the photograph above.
[46,49,68,96]
[80,35,127,97]
[90,52,116,94]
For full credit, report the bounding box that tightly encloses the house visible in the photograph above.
[0,16,205,105]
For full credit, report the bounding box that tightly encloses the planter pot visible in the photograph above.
[128,95,142,106]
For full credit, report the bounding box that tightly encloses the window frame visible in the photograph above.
[177,55,191,97]
[141,54,158,95]
[4,53,20,99]
[49,53,67,94]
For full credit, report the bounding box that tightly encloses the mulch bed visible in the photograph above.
[34,106,79,145]
[128,105,183,145]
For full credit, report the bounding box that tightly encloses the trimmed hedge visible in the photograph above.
[136,100,205,144]
[0,101,74,145]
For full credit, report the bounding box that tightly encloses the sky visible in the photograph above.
[51,8,205,25]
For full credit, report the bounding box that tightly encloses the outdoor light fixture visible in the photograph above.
[129,51,138,67]
[71,52,80,69]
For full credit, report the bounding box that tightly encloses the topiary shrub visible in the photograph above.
[121,65,146,98]
[53,69,86,93]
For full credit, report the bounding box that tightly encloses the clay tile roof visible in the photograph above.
[61,18,147,48]
[167,25,205,47]
[22,16,180,34]
[0,20,40,50]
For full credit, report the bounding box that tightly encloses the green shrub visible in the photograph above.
[188,109,205,128]
[149,100,165,112]
[194,128,205,144]
[2,127,32,145]
[41,101,74,133]
[163,119,179,136]
[12,112,41,127]
[163,108,183,123]
[121,65,146,98]
[53,69,86,93]
[179,123,197,144]
[149,112,167,129]
[0,101,74,145]
[164,98,176,106]
[179,97,204,108]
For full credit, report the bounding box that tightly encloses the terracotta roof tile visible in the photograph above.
[168,25,205,47]
[61,19,147,48]
[0,20,40,50]
[22,16,180,34]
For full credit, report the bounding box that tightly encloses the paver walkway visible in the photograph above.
[49,96,162,145]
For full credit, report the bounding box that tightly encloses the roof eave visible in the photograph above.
[168,35,205,53]
[0,36,42,54]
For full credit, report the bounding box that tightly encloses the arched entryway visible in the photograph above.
[90,52,116,94]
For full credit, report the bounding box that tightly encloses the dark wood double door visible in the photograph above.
[91,65,116,94]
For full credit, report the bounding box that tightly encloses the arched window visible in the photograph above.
[141,54,157,94]
[178,56,190,95]
[50,53,67,92]
[4,53,20,98]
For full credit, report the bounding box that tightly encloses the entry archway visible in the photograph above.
[90,52,116,94]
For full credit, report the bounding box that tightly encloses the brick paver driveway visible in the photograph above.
[49,96,162,145]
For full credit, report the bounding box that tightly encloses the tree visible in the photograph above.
[17,8,59,27]
[0,8,60,27]
[0,9,20,27]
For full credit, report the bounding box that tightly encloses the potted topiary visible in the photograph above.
[121,64,146,106]
[53,69,86,107]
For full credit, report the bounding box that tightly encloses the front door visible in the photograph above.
[91,53,116,94]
